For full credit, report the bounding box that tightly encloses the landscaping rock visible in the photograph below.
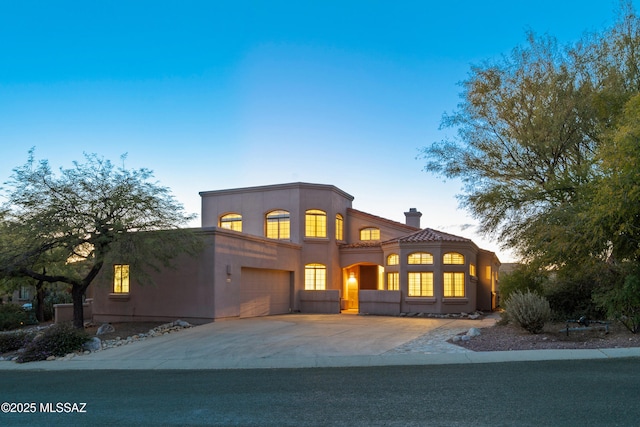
[467,327,481,337]
[83,337,102,352]
[96,323,115,335]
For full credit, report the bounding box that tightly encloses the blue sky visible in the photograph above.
[0,0,629,262]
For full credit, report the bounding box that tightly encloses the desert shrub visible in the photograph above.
[16,323,90,363]
[504,290,551,334]
[0,304,30,331]
[594,271,640,334]
[544,278,603,321]
[0,331,33,352]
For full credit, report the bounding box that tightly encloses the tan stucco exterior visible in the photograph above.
[92,182,500,323]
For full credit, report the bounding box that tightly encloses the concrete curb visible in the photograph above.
[2,347,639,370]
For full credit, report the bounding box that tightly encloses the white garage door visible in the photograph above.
[240,268,291,318]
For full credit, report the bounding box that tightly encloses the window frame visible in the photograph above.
[335,214,344,241]
[304,263,326,290]
[407,272,434,297]
[387,272,399,291]
[265,210,291,240]
[219,213,242,232]
[443,252,465,265]
[359,227,380,241]
[113,264,130,294]
[407,252,434,265]
[305,209,327,238]
[443,272,465,297]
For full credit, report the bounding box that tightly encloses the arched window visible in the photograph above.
[266,210,290,239]
[360,227,380,241]
[407,252,434,265]
[219,213,242,232]
[387,254,399,265]
[443,252,465,264]
[305,209,327,238]
[335,214,344,241]
[305,264,326,290]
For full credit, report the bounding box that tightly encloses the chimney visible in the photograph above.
[404,208,422,228]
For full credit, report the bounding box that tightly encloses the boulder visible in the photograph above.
[83,337,102,352]
[467,327,481,337]
[96,323,115,335]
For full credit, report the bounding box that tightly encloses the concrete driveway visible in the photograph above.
[2,312,639,370]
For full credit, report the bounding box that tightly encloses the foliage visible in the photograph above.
[0,304,31,331]
[498,265,544,304]
[43,288,73,322]
[16,323,90,363]
[0,150,202,328]
[504,290,551,334]
[420,3,640,306]
[0,330,33,353]
[593,266,640,334]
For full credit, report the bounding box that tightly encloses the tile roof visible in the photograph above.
[385,228,472,244]
[339,242,382,249]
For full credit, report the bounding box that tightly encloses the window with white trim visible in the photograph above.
[443,252,464,264]
[360,227,380,241]
[335,214,344,240]
[387,254,399,265]
[387,272,399,290]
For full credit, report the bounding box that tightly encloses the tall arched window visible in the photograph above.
[305,264,326,290]
[266,210,290,239]
[219,213,242,232]
[305,209,327,238]
[443,252,465,264]
[335,214,344,241]
[407,252,434,265]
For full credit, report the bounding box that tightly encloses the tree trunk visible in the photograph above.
[35,280,45,322]
[71,285,85,329]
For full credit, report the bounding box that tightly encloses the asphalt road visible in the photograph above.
[2,358,639,426]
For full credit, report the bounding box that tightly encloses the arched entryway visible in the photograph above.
[342,263,384,311]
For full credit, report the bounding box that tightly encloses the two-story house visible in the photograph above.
[91,182,500,323]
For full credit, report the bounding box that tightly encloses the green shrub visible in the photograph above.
[16,323,90,363]
[594,272,640,334]
[505,290,551,334]
[0,331,33,352]
[0,304,30,331]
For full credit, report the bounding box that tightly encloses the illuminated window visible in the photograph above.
[485,266,492,280]
[407,252,433,265]
[360,227,380,241]
[305,209,327,238]
[443,252,465,264]
[114,264,130,293]
[470,264,476,277]
[266,210,290,239]
[305,264,326,290]
[387,254,399,265]
[219,213,242,232]
[408,272,434,297]
[444,272,465,297]
[387,272,399,290]
[335,214,344,240]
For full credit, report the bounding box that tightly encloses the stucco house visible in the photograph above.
[91,182,500,324]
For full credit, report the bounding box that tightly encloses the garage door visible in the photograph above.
[240,268,292,318]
